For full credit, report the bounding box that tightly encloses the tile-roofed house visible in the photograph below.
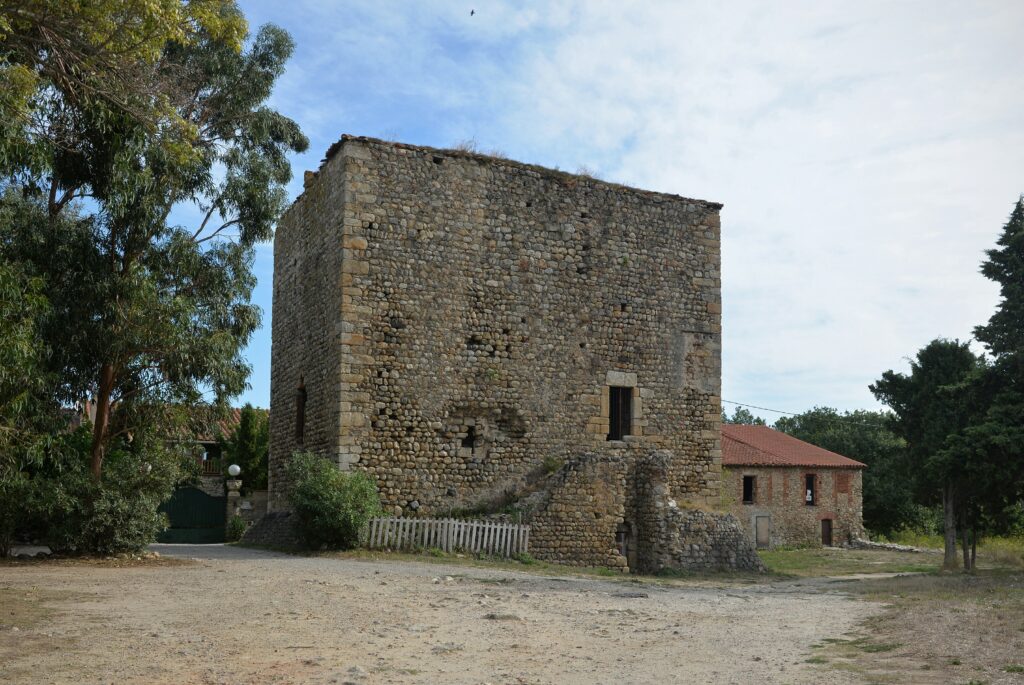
[722,425,867,469]
[721,425,866,548]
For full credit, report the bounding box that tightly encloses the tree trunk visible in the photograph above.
[961,509,970,571]
[89,362,115,480]
[942,483,958,569]
[970,535,977,570]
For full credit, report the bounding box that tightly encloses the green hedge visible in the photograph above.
[286,452,382,550]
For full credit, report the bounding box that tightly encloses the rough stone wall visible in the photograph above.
[529,450,763,574]
[240,511,298,549]
[528,453,630,569]
[238,490,269,527]
[267,153,347,510]
[649,507,766,573]
[723,466,864,547]
[269,135,723,523]
[195,475,223,498]
[631,451,764,573]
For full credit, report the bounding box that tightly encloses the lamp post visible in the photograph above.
[226,464,243,530]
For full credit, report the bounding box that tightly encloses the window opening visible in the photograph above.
[805,474,816,506]
[607,386,633,441]
[461,425,477,449]
[295,379,307,445]
[742,475,756,504]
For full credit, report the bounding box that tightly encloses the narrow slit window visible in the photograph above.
[742,475,756,504]
[607,386,633,441]
[805,474,816,506]
[295,381,307,445]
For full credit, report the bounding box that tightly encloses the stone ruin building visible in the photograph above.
[258,135,763,573]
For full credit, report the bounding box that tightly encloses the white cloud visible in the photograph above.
[235,0,1022,417]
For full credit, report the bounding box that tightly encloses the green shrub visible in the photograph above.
[0,471,45,557]
[20,427,184,557]
[286,452,382,550]
[513,552,536,565]
[42,432,183,555]
[226,514,247,542]
[541,455,563,475]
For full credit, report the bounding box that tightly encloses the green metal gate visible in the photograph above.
[157,486,226,543]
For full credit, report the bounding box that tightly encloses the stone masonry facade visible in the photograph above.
[268,135,745,569]
[724,466,864,548]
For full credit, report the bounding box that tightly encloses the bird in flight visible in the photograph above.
[470,9,475,16]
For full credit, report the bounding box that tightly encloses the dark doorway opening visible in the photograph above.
[616,521,637,570]
[821,519,833,546]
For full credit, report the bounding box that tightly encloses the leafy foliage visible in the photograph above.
[1,427,188,556]
[722,406,766,425]
[225,513,247,542]
[218,404,268,492]
[870,338,983,567]
[0,3,307,479]
[286,452,383,550]
[0,0,247,177]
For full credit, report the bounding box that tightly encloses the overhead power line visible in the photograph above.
[721,399,893,430]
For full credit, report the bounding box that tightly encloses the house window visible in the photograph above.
[836,472,851,493]
[805,474,816,506]
[295,380,307,445]
[742,475,756,504]
[607,386,633,441]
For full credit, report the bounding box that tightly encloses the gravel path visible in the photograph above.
[0,545,880,684]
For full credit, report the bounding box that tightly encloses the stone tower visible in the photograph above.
[267,135,738,569]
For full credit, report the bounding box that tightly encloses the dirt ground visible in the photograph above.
[0,545,882,685]
[819,572,1024,685]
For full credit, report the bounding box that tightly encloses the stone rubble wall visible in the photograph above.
[652,506,766,573]
[240,511,299,550]
[632,451,765,574]
[528,452,630,569]
[238,490,269,527]
[527,450,764,574]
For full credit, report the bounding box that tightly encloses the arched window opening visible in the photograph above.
[295,379,307,445]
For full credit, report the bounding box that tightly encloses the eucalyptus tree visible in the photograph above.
[1,3,307,479]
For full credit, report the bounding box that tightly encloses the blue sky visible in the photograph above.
[225,1,1024,421]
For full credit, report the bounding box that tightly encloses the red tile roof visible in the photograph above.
[721,425,866,469]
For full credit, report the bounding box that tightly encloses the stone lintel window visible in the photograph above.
[804,473,817,506]
[607,386,633,441]
[588,371,643,442]
[742,475,756,504]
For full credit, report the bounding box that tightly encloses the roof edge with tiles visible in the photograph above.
[721,424,866,469]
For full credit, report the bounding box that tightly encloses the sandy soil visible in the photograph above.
[0,545,880,685]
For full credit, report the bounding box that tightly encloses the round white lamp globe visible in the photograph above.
[228,464,241,477]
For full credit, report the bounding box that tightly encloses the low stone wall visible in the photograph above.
[651,506,766,573]
[848,538,922,553]
[528,453,630,569]
[238,490,269,526]
[240,511,299,550]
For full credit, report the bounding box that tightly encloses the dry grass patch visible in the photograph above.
[810,571,1024,684]
[759,546,940,577]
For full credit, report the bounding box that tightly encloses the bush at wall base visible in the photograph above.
[286,452,383,550]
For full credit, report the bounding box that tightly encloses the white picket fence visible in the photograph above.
[364,517,529,557]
